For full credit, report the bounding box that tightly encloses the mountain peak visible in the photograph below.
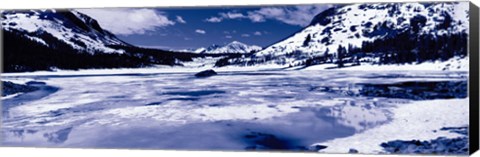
[2,9,129,54]
[245,2,469,66]
[195,41,262,54]
[229,41,244,45]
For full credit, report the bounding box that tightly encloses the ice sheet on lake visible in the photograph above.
[0,70,469,152]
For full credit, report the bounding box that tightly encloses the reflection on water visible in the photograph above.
[3,109,356,150]
[1,70,468,150]
[43,127,73,144]
[163,90,226,97]
[2,84,59,117]
[358,81,467,100]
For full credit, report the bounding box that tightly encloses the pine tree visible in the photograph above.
[337,45,345,68]
[303,34,311,47]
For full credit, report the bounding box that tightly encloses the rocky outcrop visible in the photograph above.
[2,81,39,96]
[195,69,218,78]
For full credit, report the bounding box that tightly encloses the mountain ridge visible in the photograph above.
[2,9,129,54]
[1,9,205,72]
[194,41,262,54]
[218,2,469,67]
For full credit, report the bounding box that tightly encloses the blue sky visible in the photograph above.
[77,4,332,50]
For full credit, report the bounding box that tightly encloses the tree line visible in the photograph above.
[335,31,468,67]
[3,30,238,72]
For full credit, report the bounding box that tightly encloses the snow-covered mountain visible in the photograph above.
[223,2,469,67]
[194,47,207,53]
[1,9,129,54]
[196,41,262,54]
[1,9,199,72]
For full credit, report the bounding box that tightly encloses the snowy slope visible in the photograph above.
[1,9,128,54]
[235,2,469,66]
[194,47,207,53]
[2,9,206,72]
[196,41,262,54]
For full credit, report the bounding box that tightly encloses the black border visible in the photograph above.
[470,1,480,155]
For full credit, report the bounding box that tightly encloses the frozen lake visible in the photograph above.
[1,70,469,152]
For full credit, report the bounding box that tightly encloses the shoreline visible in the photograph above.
[0,56,469,77]
[1,66,468,78]
[2,81,60,117]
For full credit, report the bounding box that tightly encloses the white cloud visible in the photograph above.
[255,8,284,18]
[205,17,222,23]
[220,12,245,19]
[248,5,332,26]
[253,31,262,36]
[241,34,250,37]
[225,35,232,39]
[247,12,265,22]
[203,5,331,26]
[76,8,175,35]
[205,12,245,23]
[195,29,206,34]
[176,16,186,24]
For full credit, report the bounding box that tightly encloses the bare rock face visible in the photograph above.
[195,69,217,78]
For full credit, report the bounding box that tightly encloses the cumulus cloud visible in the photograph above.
[195,29,206,34]
[205,17,222,23]
[219,12,245,19]
[248,5,333,26]
[205,11,247,23]
[253,31,262,36]
[203,5,332,26]
[247,12,265,22]
[256,5,332,26]
[176,16,186,24]
[225,35,232,39]
[76,8,175,35]
[205,12,245,23]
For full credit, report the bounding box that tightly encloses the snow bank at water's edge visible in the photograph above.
[312,98,469,154]
[2,56,468,77]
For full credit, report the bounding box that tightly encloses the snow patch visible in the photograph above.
[303,56,469,71]
[1,93,22,100]
[313,98,469,154]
